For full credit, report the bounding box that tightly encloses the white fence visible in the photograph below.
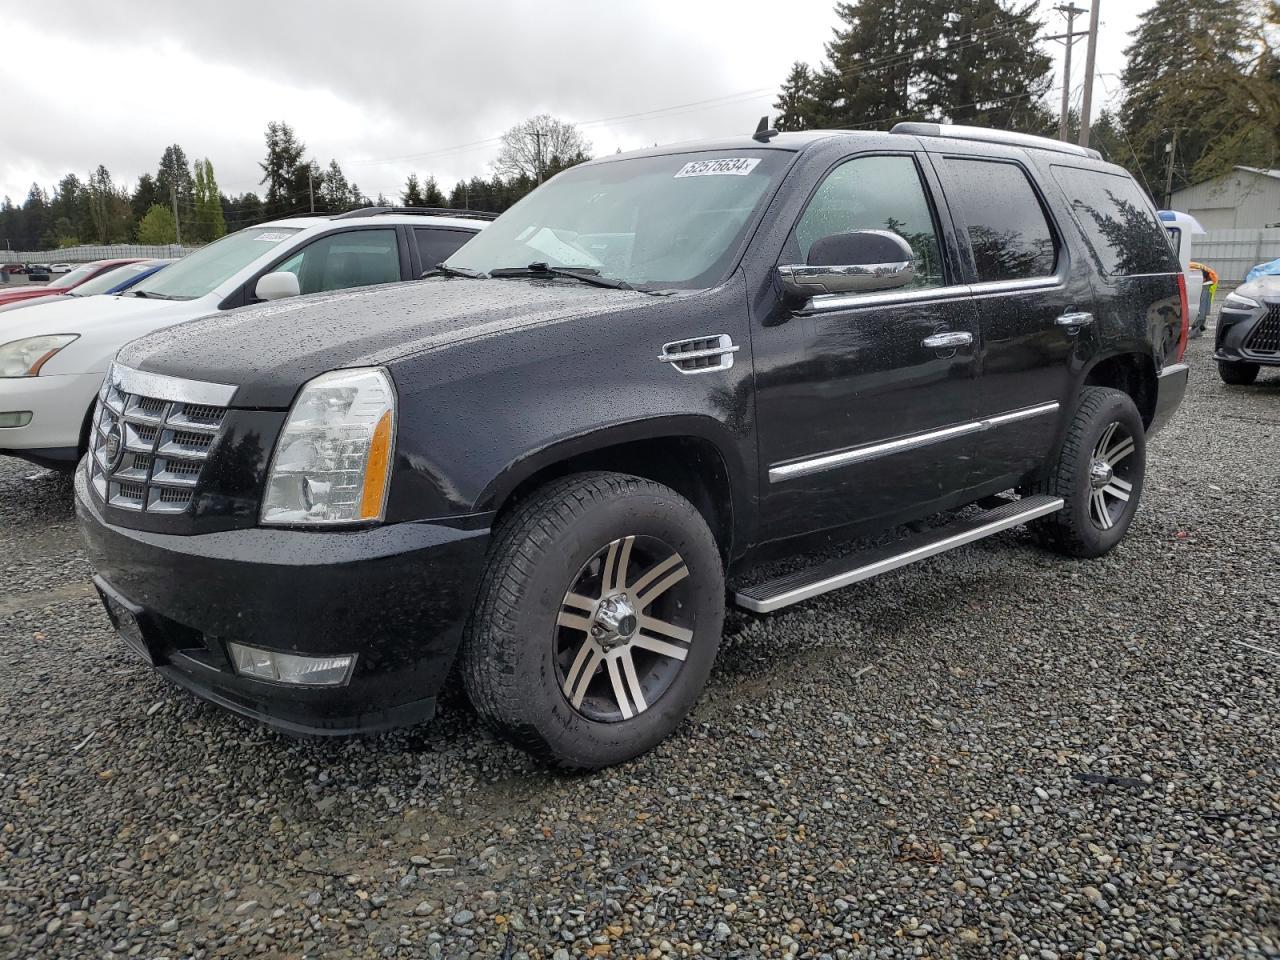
[2,243,192,263]
[1189,229,1280,289]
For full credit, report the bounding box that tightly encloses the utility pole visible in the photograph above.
[534,129,543,185]
[463,181,469,210]
[308,169,315,213]
[170,185,182,247]
[1078,0,1101,148]
[1164,130,1179,208]
[1051,4,1089,142]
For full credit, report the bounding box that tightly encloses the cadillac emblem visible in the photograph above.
[104,425,124,471]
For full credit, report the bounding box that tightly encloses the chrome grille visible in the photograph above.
[1244,304,1280,356]
[88,376,228,515]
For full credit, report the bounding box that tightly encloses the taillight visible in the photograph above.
[1175,273,1189,362]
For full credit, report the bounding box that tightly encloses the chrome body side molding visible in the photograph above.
[769,401,1060,483]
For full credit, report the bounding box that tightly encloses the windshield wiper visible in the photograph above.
[489,262,639,292]
[131,290,177,300]
[423,263,487,279]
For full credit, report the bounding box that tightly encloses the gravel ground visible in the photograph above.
[1,337,1277,960]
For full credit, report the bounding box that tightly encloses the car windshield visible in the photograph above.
[70,262,150,296]
[446,151,788,290]
[48,264,100,289]
[129,227,302,300]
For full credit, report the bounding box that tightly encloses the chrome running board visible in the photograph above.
[733,495,1064,614]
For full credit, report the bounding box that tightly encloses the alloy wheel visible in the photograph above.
[1088,420,1137,530]
[555,535,695,723]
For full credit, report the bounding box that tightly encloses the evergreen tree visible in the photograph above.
[401,174,424,207]
[421,175,446,207]
[86,165,131,244]
[49,174,87,244]
[774,62,818,131]
[1119,0,1257,196]
[155,145,193,233]
[136,203,177,244]
[259,121,307,211]
[130,173,160,225]
[320,159,360,212]
[920,1,1052,131]
[23,184,50,248]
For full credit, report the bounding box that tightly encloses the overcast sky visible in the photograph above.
[0,1,1151,207]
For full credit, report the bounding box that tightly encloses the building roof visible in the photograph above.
[1236,166,1280,180]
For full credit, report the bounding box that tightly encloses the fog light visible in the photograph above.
[0,411,32,427]
[227,642,355,686]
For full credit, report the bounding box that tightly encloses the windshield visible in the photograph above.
[130,227,301,300]
[71,262,152,296]
[48,264,100,290]
[446,151,787,290]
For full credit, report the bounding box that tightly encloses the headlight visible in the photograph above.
[1223,292,1260,311]
[0,334,79,377]
[261,367,396,526]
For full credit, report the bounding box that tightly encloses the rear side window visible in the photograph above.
[943,158,1057,282]
[1051,166,1177,277]
[415,228,474,270]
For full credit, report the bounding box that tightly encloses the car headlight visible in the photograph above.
[0,334,79,377]
[1223,292,1260,311]
[261,367,396,526]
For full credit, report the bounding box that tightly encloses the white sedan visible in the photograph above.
[0,210,485,468]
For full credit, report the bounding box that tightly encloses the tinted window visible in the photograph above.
[945,159,1057,282]
[1052,166,1178,277]
[416,228,474,270]
[274,229,400,296]
[794,154,944,287]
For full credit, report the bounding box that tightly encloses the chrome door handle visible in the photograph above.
[1055,311,1094,328]
[922,331,974,349]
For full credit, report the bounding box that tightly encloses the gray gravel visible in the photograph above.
[2,337,1278,959]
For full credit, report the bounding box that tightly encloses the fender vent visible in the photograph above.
[658,335,740,374]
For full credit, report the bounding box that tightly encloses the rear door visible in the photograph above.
[930,151,1095,487]
[410,226,478,275]
[756,151,984,541]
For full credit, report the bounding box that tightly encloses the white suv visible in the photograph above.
[0,208,489,468]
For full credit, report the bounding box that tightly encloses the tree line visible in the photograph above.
[774,0,1279,203]
[3,0,1275,250]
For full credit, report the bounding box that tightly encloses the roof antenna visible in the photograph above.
[752,116,780,142]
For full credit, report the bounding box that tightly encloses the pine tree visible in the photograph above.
[919,1,1052,131]
[421,175,446,207]
[130,174,160,225]
[320,159,359,212]
[1119,0,1257,196]
[774,62,818,131]
[259,121,307,211]
[155,145,193,236]
[401,174,424,207]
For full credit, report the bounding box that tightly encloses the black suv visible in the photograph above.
[76,123,1189,769]
[1215,275,1280,384]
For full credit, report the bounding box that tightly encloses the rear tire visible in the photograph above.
[1218,360,1260,385]
[1028,386,1145,559]
[460,472,724,769]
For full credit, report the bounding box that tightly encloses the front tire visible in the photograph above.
[460,472,724,769]
[1028,386,1146,559]
[1218,360,1260,385]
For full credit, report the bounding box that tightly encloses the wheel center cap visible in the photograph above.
[593,595,638,651]
[1090,459,1114,489]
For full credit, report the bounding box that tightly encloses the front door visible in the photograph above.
[930,153,1094,486]
[755,152,984,545]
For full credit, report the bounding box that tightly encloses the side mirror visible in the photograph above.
[255,271,301,301]
[777,229,915,300]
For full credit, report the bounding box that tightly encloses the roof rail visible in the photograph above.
[890,122,1103,160]
[330,206,499,222]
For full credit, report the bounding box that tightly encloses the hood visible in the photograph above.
[0,292,201,357]
[0,293,73,314]
[1235,275,1280,302]
[0,286,68,306]
[119,277,660,408]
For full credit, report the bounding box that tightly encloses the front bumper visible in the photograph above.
[75,465,491,735]
[1147,362,1189,437]
[0,370,104,464]
[1215,299,1280,366]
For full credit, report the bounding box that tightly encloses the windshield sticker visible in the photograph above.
[673,158,761,178]
[256,232,291,242]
